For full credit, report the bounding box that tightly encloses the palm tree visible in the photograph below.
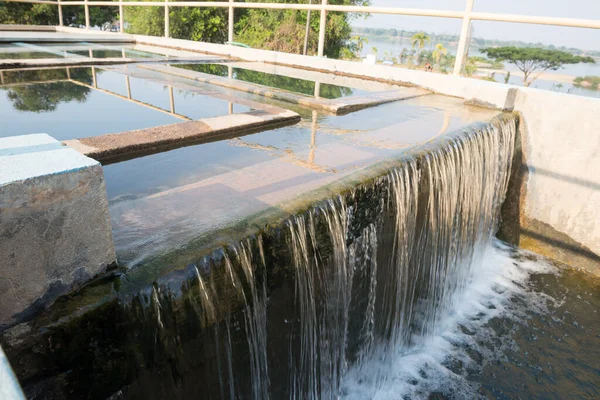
[399,48,408,64]
[372,47,378,57]
[411,32,430,64]
[432,43,447,66]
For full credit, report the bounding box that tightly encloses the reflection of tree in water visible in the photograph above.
[235,69,353,99]
[177,63,354,99]
[3,68,94,112]
[178,63,230,77]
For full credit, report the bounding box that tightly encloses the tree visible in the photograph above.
[411,32,430,64]
[234,0,371,59]
[481,46,595,87]
[351,35,368,57]
[0,3,117,29]
[432,43,447,66]
[399,48,408,64]
[124,2,227,43]
[371,47,378,57]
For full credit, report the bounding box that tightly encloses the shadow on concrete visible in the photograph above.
[525,166,600,191]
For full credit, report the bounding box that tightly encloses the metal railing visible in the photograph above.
[4,0,600,75]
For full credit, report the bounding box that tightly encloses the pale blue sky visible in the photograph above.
[353,0,600,50]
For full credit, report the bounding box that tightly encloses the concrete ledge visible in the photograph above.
[0,24,55,32]
[64,108,301,164]
[0,57,229,70]
[1,28,133,43]
[142,64,430,115]
[0,134,116,329]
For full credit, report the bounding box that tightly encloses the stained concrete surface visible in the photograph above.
[0,134,116,328]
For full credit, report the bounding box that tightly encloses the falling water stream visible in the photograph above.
[186,117,517,399]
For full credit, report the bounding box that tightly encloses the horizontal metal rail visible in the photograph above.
[3,0,599,74]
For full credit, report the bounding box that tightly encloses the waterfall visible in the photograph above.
[4,116,517,400]
[201,116,516,399]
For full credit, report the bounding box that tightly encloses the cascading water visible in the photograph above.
[1,116,519,400]
[196,116,516,399]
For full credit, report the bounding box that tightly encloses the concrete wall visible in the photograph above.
[0,134,116,329]
[507,89,600,274]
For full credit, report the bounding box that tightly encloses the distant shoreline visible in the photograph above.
[352,28,600,58]
[477,68,578,84]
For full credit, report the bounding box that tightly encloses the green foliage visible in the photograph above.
[339,47,355,60]
[235,9,314,54]
[432,43,447,66]
[464,60,477,77]
[573,75,600,90]
[121,0,370,57]
[481,46,595,86]
[411,32,430,65]
[0,2,117,29]
[411,32,430,51]
[124,4,165,37]
[234,0,370,58]
[124,2,227,42]
[350,35,368,57]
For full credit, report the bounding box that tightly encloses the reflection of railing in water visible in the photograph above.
[4,0,600,75]
[230,108,452,172]
[68,71,192,121]
[0,65,238,119]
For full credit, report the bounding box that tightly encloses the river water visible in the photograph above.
[359,35,600,99]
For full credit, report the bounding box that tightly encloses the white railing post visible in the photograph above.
[303,0,312,55]
[119,1,124,33]
[317,0,327,57]
[453,0,475,75]
[84,0,90,29]
[164,0,170,37]
[228,0,234,43]
[58,0,63,26]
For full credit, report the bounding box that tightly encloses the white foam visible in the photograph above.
[340,239,558,399]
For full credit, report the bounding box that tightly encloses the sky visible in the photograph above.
[352,0,600,51]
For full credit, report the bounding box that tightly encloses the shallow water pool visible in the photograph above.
[0,67,251,140]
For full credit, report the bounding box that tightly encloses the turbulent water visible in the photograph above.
[194,117,518,399]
